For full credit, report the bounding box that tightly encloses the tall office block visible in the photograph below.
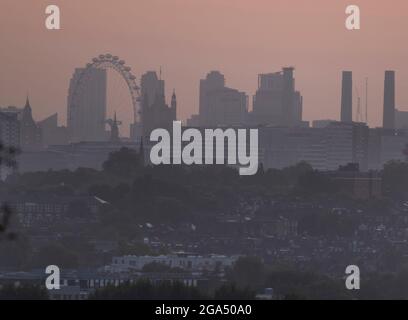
[251,67,302,126]
[67,68,107,142]
[140,71,176,138]
[199,71,225,126]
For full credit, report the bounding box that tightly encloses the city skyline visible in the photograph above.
[2,1,408,302]
[1,0,408,129]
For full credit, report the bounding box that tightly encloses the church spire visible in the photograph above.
[171,89,177,120]
[171,89,176,108]
[25,94,31,109]
[110,112,120,142]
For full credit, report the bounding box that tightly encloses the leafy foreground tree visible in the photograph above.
[89,280,206,300]
[89,280,256,300]
[213,283,255,300]
[0,143,19,240]
[0,284,48,300]
[227,256,266,290]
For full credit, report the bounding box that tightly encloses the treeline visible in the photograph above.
[9,148,408,198]
[3,256,408,299]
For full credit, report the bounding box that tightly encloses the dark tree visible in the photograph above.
[102,147,142,178]
[0,142,19,240]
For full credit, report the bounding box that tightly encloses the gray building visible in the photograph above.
[140,71,176,138]
[395,109,408,129]
[67,68,107,143]
[0,109,20,178]
[197,71,247,127]
[38,113,69,146]
[259,122,368,171]
[0,109,20,150]
[251,67,302,126]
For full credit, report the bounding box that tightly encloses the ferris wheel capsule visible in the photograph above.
[92,58,99,62]
[106,54,112,59]
[99,54,105,59]
[119,60,125,65]
[112,56,119,60]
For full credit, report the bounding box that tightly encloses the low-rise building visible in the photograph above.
[108,253,239,273]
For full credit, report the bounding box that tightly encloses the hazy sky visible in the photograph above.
[1,0,408,132]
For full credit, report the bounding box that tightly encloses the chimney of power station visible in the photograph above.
[341,71,353,122]
[383,70,395,130]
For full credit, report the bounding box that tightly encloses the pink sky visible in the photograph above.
[1,0,408,132]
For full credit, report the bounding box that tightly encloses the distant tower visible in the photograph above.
[282,67,295,126]
[199,71,225,126]
[111,112,119,142]
[67,67,107,142]
[106,112,121,142]
[383,70,395,130]
[20,96,42,150]
[171,89,177,118]
[341,71,353,122]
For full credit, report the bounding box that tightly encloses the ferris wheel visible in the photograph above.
[68,53,142,126]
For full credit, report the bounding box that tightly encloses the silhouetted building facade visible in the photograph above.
[0,108,20,178]
[141,71,165,108]
[38,113,69,146]
[67,68,107,142]
[0,110,20,149]
[140,71,176,138]
[312,119,336,128]
[251,67,302,126]
[204,87,247,126]
[395,109,408,129]
[199,71,225,126]
[259,121,368,171]
[20,97,42,151]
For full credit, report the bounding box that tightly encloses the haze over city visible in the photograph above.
[1,0,408,129]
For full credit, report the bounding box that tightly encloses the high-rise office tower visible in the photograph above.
[282,67,295,126]
[67,67,107,142]
[140,71,176,138]
[251,67,302,126]
[199,71,225,126]
[383,70,395,130]
[205,87,248,126]
[199,71,247,126]
[340,71,352,122]
[141,71,165,108]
